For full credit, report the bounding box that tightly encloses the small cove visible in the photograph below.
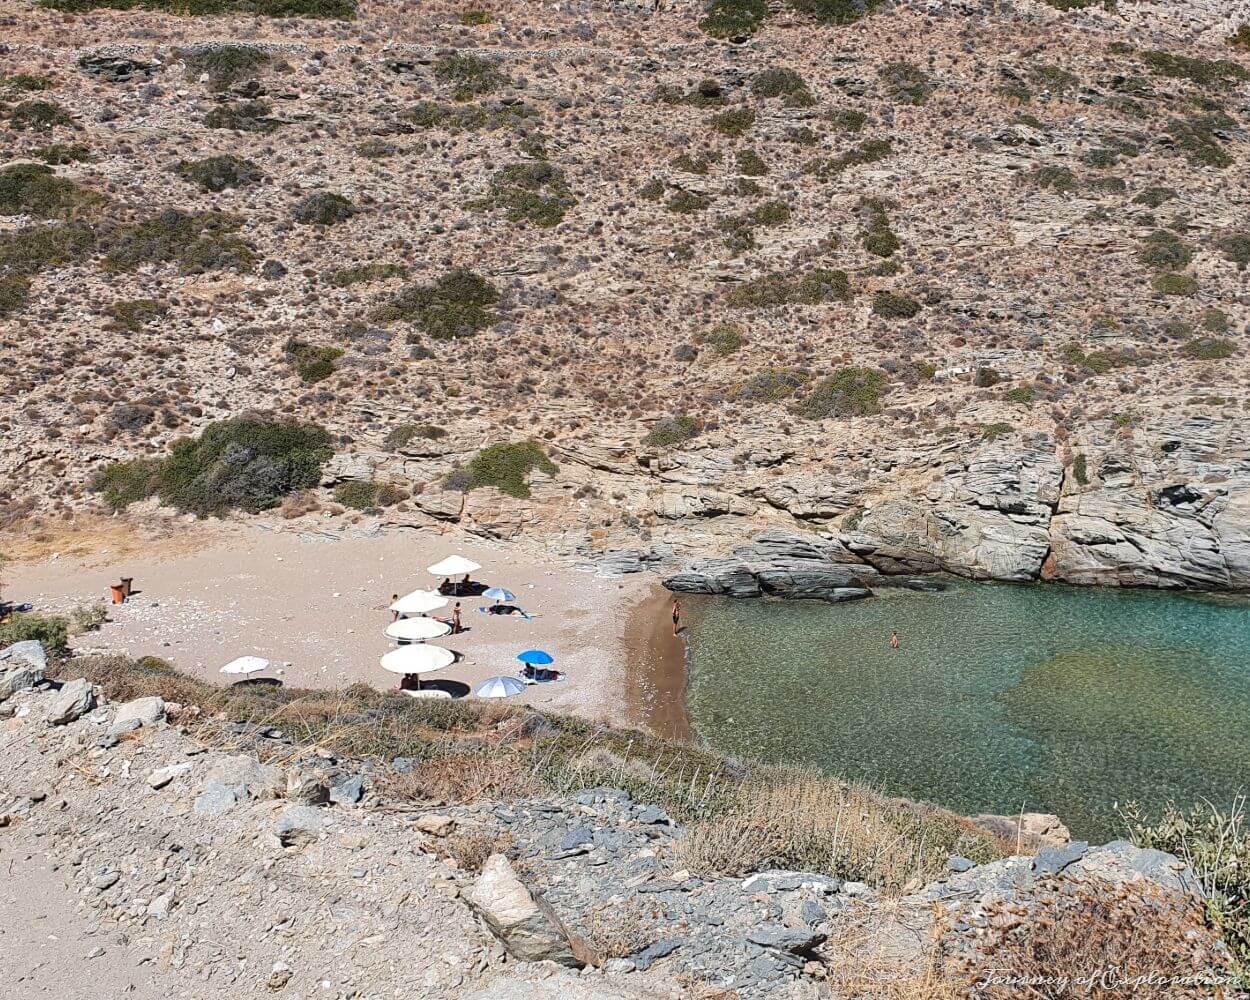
[681,581,1250,840]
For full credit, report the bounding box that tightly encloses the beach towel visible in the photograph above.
[476,606,534,620]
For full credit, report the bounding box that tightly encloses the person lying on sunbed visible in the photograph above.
[487,603,527,617]
[521,663,564,683]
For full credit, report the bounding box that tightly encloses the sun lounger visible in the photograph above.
[402,689,453,700]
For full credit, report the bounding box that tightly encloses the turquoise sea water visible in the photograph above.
[682,583,1250,840]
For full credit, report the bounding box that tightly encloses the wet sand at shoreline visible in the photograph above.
[6,520,656,727]
[622,583,692,742]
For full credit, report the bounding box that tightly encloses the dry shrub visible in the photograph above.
[676,767,1000,892]
[432,827,514,872]
[951,874,1233,999]
[383,750,539,803]
[583,898,661,959]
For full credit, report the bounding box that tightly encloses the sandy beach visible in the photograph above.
[5,518,691,737]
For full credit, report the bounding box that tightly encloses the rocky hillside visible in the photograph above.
[1,639,1238,997]
[3,0,1250,587]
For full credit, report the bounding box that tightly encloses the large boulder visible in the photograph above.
[273,806,325,847]
[0,639,48,674]
[464,854,584,967]
[45,678,95,725]
[972,812,1071,850]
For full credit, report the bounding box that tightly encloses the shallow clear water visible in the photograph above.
[683,583,1250,840]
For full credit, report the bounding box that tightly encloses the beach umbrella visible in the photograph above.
[380,644,455,690]
[220,656,269,676]
[428,555,482,578]
[482,587,516,603]
[475,675,527,699]
[516,649,554,666]
[390,590,449,615]
[385,617,452,642]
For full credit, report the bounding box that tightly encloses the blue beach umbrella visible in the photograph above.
[517,649,554,666]
[483,587,517,603]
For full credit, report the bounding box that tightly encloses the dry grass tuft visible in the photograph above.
[948,874,1233,998]
[431,827,514,872]
[382,751,540,804]
[676,767,1001,892]
[583,898,661,960]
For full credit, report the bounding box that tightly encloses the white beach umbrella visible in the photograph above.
[385,617,452,642]
[427,555,482,577]
[379,644,456,676]
[475,675,526,699]
[390,590,449,615]
[482,587,516,603]
[220,656,270,676]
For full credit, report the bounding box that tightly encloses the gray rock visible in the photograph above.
[741,870,843,895]
[632,937,681,972]
[45,679,95,725]
[1031,841,1090,876]
[0,664,41,703]
[559,826,592,851]
[274,806,325,847]
[109,696,166,736]
[746,925,826,955]
[463,854,582,967]
[946,855,975,874]
[285,768,330,805]
[799,899,826,927]
[147,763,192,790]
[206,755,284,800]
[0,639,48,674]
[193,781,240,817]
[329,774,364,805]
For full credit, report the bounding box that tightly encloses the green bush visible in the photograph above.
[667,190,710,214]
[735,149,768,177]
[32,143,91,165]
[1151,272,1197,296]
[807,138,892,178]
[107,298,168,332]
[672,151,720,175]
[435,54,507,101]
[981,422,1014,441]
[697,323,746,356]
[872,290,921,319]
[181,44,271,90]
[1218,233,1250,271]
[643,415,702,448]
[384,423,445,450]
[860,198,900,258]
[42,0,354,15]
[974,367,1001,388]
[880,61,933,105]
[0,275,29,317]
[93,457,163,510]
[402,100,534,133]
[474,162,575,228]
[727,268,851,308]
[334,480,404,510]
[1006,386,1035,404]
[0,222,95,277]
[446,441,557,499]
[1167,112,1235,168]
[828,108,867,132]
[1141,50,1250,89]
[204,100,282,133]
[460,8,491,25]
[639,178,665,201]
[293,192,356,226]
[751,67,809,99]
[1182,337,1235,361]
[0,164,101,219]
[699,0,768,38]
[0,73,52,93]
[794,367,887,419]
[176,155,262,192]
[155,418,332,517]
[101,210,255,274]
[1133,186,1177,208]
[710,107,756,137]
[6,99,71,130]
[1126,799,1250,979]
[653,78,727,108]
[0,613,69,656]
[1231,24,1250,50]
[1138,229,1192,270]
[284,338,344,383]
[749,200,790,226]
[1029,164,1078,193]
[788,0,882,24]
[373,268,499,339]
[329,263,406,287]
[728,368,807,402]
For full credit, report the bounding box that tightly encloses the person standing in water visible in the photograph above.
[890,630,900,650]
[671,598,682,637]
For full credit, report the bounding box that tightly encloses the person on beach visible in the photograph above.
[390,594,399,622]
[890,630,900,650]
[671,598,681,637]
[451,602,462,634]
